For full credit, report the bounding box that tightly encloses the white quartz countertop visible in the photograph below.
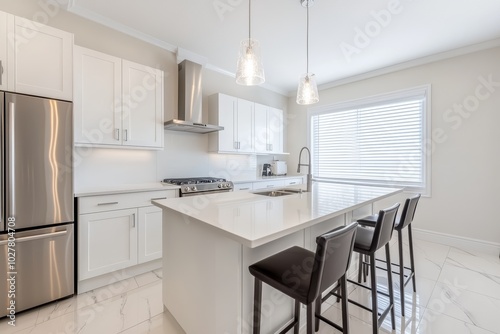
[75,182,180,197]
[153,182,402,248]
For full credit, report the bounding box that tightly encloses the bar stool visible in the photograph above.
[358,194,421,317]
[249,222,358,334]
[323,203,400,334]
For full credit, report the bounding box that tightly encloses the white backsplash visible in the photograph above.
[74,146,158,191]
[207,154,257,181]
[156,131,210,179]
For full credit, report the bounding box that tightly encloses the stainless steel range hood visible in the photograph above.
[164,60,223,133]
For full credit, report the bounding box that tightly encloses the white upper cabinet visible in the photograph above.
[74,46,121,145]
[122,60,164,148]
[208,93,254,153]
[209,93,284,155]
[7,15,73,100]
[254,103,284,154]
[73,46,164,149]
[0,11,8,91]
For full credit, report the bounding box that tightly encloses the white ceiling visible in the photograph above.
[68,0,500,95]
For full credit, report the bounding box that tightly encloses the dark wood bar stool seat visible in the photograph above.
[249,222,358,334]
[358,194,421,317]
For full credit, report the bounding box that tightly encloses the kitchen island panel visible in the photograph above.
[162,208,243,334]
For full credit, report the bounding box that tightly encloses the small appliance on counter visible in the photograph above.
[270,161,287,176]
[262,163,272,176]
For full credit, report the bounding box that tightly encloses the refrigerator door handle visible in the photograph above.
[7,102,15,217]
[0,230,68,245]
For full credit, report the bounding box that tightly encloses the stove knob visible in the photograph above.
[191,186,197,191]
[218,184,222,188]
[184,187,190,192]
[224,183,229,188]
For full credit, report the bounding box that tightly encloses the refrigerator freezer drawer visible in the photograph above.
[0,224,74,318]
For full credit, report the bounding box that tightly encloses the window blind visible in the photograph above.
[311,92,427,190]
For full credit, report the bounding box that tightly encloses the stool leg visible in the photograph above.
[294,300,300,334]
[364,255,368,283]
[307,303,314,334]
[369,254,378,334]
[253,279,262,334]
[315,297,321,331]
[408,224,417,292]
[358,253,363,283]
[336,278,341,303]
[340,275,349,334]
[398,229,405,317]
[385,244,396,330]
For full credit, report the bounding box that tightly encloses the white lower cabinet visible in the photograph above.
[138,206,163,263]
[78,190,175,282]
[79,208,138,280]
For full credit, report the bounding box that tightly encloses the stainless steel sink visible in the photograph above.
[253,188,304,197]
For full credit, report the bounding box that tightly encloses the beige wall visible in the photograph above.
[287,46,500,244]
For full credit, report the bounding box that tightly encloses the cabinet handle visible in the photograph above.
[239,187,250,190]
[124,129,128,141]
[289,182,297,185]
[151,197,167,201]
[0,60,3,85]
[238,142,241,149]
[132,213,136,228]
[266,185,274,188]
[97,201,118,206]
[234,142,238,149]
[115,129,120,141]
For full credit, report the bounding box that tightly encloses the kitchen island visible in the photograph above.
[153,182,401,334]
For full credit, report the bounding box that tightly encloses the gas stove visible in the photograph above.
[162,177,234,197]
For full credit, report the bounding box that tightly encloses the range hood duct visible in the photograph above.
[164,60,223,133]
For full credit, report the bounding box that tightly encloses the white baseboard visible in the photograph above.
[413,228,500,256]
[77,259,162,294]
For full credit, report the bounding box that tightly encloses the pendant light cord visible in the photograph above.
[248,0,251,43]
[306,3,309,75]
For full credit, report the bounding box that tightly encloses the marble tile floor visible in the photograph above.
[1,239,499,334]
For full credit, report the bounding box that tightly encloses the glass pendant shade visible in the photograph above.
[296,73,319,105]
[236,38,265,86]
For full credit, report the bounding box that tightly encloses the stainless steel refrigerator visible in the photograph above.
[0,92,74,318]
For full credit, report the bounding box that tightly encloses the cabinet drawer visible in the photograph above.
[252,180,285,190]
[285,178,303,186]
[79,190,176,214]
[234,183,253,191]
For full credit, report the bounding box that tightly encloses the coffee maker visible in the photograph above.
[262,163,271,176]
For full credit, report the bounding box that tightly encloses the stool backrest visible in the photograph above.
[307,222,358,304]
[398,194,421,230]
[370,203,400,252]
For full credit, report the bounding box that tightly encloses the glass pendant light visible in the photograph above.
[236,0,265,85]
[296,0,319,105]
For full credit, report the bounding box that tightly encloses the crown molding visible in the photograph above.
[66,2,177,52]
[309,38,500,95]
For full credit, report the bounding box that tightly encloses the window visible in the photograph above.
[309,85,430,194]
